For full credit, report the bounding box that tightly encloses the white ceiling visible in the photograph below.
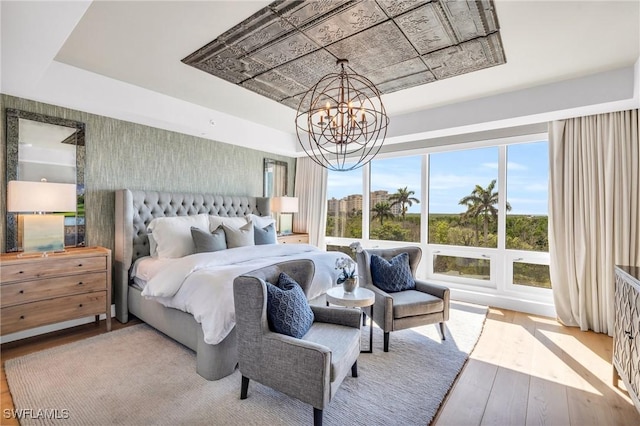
[2,1,640,156]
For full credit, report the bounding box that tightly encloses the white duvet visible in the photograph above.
[139,244,350,345]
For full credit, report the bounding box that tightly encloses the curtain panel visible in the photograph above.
[549,109,639,335]
[293,157,328,248]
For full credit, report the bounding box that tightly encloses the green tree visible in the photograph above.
[370,222,409,241]
[371,202,394,225]
[389,186,420,222]
[459,179,511,246]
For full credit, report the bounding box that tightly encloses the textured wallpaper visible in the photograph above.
[1,95,296,253]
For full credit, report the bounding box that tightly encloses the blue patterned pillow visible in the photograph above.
[266,273,314,338]
[370,252,416,293]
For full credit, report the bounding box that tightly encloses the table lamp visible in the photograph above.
[7,180,77,255]
[271,196,298,235]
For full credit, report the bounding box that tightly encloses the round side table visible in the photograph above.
[326,286,375,353]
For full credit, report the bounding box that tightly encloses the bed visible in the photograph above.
[114,189,349,380]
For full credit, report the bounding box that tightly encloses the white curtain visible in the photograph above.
[293,157,328,248]
[549,109,639,335]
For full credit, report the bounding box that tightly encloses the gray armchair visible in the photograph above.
[233,259,361,426]
[356,245,450,352]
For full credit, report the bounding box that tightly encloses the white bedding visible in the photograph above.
[138,244,351,345]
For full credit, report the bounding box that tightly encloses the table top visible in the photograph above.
[326,286,375,308]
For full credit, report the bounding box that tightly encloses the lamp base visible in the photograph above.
[278,213,293,235]
[22,214,65,254]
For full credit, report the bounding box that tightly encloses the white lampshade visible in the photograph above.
[7,180,77,213]
[271,196,299,213]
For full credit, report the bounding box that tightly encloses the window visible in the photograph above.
[506,141,549,252]
[428,147,500,248]
[326,166,362,238]
[512,260,551,289]
[369,156,421,242]
[433,254,491,281]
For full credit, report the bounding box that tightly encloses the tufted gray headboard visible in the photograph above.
[114,189,270,323]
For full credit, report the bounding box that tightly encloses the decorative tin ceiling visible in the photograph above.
[182,0,506,110]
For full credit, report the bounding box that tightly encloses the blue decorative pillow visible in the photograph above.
[370,252,416,293]
[266,273,314,338]
[254,223,277,245]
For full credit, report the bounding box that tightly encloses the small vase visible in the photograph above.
[343,277,358,293]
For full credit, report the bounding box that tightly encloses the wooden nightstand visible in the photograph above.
[0,246,112,336]
[277,233,309,244]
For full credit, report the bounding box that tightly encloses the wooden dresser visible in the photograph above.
[277,233,309,244]
[0,246,112,336]
[613,265,640,413]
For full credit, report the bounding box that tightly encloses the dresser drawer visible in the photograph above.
[0,272,106,308]
[1,256,106,283]
[278,233,309,244]
[1,291,107,335]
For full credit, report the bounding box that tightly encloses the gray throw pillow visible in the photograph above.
[254,223,276,245]
[223,220,255,248]
[191,226,227,253]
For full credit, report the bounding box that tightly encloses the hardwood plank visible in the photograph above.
[480,367,530,426]
[526,376,570,426]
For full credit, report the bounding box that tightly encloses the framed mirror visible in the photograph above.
[5,109,86,252]
[263,158,288,197]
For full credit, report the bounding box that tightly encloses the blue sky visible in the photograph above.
[327,140,549,215]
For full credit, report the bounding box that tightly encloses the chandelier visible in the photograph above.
[295,59,389,171]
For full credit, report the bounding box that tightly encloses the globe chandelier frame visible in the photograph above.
[295,59,389,171]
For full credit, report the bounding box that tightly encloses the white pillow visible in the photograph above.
[147,214,209,258]
[223,220,255,248]
[248,213,275,229]
[209,216,248,232]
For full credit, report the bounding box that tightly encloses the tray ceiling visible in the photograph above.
[183,0,506,110]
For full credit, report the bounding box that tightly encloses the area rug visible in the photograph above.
[5,302,487,426]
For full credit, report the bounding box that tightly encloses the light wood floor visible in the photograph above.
[1,310,638,425]
[435,308,640,426]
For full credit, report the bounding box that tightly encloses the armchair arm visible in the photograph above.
[415,279,449,299]
[261,332,331,409]
[310,305,361,329]
[415,279,450,321]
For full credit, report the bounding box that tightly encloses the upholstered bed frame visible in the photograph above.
[114,189,270,380]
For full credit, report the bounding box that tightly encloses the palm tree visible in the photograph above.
[389,186,420,222]
[458,179,511,245]
[371,202,394,225]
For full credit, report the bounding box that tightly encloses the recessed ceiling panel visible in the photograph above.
[182,0,506,110]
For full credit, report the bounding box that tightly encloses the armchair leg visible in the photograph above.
[439,322,446,341]
[384,332,390,352]
[362,311,366,326]
[314,408,323,426]
[240,376,249,399]
[351,360,358,378]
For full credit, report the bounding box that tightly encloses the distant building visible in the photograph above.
[327,191,401,215]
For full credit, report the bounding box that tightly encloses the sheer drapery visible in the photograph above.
[549,109,639,335]
[293,157,328,247]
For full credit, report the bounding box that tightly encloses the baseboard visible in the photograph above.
[0,304,116,344]
[450,288,557,318]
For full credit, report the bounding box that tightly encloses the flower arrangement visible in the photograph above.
[335,256,357,284]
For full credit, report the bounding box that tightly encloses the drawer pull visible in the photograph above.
[20,315,24,320]
[18,271,24,274]
[77,264,83,267]
[78,281,84,285]
[79,304,83,308]
[19,290,24,294]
